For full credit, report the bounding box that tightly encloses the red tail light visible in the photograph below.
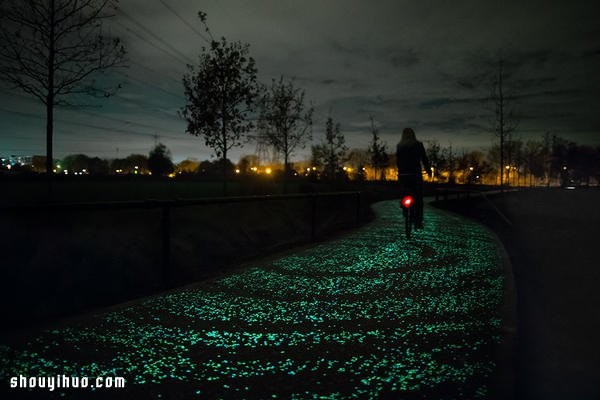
[401,195,414,208]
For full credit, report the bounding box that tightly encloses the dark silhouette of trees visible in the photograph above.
[196,158,235,179]
[61,155,88,173]
[313,116,347,180]
[181,20,259,194]
[32,156,49,174]
[345,149,370,181]
[570,145,599,185]
[308,145,324,180]
[522,139,546,186]
[0,0,125,179]
[111,154,148,174]
[425,140,442,182]
[441,143,456,184]
[61,154,108,175]
[148,143,174,176]
[456,150,491,184]
[505,138,523,185]
[367,115,389,181]
[175,159,200,175]
[237,154,259,174]
[258,76,313,190]
[548,135,600,186]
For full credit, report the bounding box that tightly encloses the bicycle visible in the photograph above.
[400,194,415,239]
[397,170,430,239]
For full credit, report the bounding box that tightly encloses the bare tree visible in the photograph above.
[522,138,545,186]
[314,115,347,180]
[258,76,313,191]
[425,140,441,181]
[367,115,388,180]
[489,58,519,186]
[0,0,125,178]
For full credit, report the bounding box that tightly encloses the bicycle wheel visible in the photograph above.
[405,206,412,239]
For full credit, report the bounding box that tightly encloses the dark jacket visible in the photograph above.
[396,140,430,178]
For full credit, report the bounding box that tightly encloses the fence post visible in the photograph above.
[161,204,171,287]
[355,191,361,226]
[310,194,317,241]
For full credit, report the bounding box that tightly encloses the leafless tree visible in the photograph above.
[258,76,313,191]
[0,0,125,179]
[489,58,519,186]
[367,115,388,181]
[314,115,347,181]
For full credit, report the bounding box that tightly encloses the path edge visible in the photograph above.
[428,203,518,400]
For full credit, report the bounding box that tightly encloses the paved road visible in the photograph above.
[434,188,600,400]
[485,190,599,400]
[1,200,508,399]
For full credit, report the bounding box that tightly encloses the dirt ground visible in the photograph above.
[434,188,600,400]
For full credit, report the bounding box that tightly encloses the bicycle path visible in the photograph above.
[1,200,510,399]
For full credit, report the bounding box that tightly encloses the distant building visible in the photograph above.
[1,155,49,173]
[8,155,34,166]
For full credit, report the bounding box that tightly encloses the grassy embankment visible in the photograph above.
[0,177,403,328]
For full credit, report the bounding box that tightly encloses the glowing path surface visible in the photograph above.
[1,201,504,399]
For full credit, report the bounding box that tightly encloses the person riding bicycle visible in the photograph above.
[396,127,430,229]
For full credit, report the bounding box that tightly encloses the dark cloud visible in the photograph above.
[2,0,599,162]
[389,49,420,68]
[418,97,484,110]
[581,49,600,58]
[510,77,557,90]
[420,117,487,133]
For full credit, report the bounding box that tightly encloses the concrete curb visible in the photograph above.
[483,223,518,400]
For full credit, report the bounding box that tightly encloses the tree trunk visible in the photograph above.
[498,60,504,190]
[46,100,54,198]
[221,86,228,196]
[46,0,56,199]
[283,134,289,194]
[222,146,228,197]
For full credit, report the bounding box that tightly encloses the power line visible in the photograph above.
[116,21,189,66]
[0,146,154,155]
[125,59,183,86]
[0,107,187,141]
[75,109,175,132]
[1,88,183,132]
[118,9,195,65]
[116,71,184,100]
[157,0,212,44]
[111,93,181,121]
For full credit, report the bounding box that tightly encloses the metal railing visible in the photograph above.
[1,191,362,287]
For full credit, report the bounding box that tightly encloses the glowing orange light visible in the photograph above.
[401,196,414,208]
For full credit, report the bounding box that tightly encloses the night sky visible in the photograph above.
[1,0,599,163]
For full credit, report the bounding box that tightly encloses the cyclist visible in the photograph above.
[396,127,430,229]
